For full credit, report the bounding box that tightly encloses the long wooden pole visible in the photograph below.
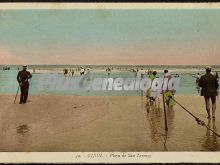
[162,77,168,131]
[14,85,20,104]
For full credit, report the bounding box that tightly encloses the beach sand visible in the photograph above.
[0,94,220,151]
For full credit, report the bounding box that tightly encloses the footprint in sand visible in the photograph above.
[73,104,85,109]
[73,104,86,108]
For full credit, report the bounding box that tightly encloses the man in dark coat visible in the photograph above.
[199,66,219,119]
[17,65,32,104]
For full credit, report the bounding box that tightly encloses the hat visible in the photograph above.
[205,66,211,70]
[164,69,168,73]
[23,65,27,67]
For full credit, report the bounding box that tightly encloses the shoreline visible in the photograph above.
[2,67,220,74]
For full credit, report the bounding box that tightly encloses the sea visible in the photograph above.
[0,65,219,96]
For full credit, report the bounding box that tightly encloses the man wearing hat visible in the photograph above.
[17,65,32,104]
[199,66,219,119]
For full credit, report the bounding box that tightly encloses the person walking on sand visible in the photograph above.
[71,69,75,76]
[64,68,68,76]
[199,66,219,119]
[17,65,32,104]
[80,67,85,75]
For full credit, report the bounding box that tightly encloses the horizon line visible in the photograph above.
[1,64,220,66]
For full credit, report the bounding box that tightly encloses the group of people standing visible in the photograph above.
[142,66,219,120]
[134,68,177,108]
[147,69,176,108]
[16,65,220,120]
[2,66,10,71]
[64,68,75,76]
[63,67,90,76]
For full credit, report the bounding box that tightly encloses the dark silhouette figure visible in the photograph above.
[199,66,219,119]
[17,65,32,104]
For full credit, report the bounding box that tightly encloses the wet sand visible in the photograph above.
[0,94,220,151]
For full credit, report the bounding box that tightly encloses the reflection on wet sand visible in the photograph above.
[201,119,219,151]
[145,98,175,151]
[16,124,30,135]
[15,124,32,150]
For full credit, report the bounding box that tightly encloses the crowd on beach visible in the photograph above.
[131,68,177,108]
[144,66,218,121]
[128,66,219,119]
[11,64,220,120]
[2,66,11,71]
[62,66,114,77]
[63,67,91,77]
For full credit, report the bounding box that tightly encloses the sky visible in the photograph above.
[0,9,220,65]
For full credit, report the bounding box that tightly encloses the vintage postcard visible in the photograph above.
[0,3,220,163]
